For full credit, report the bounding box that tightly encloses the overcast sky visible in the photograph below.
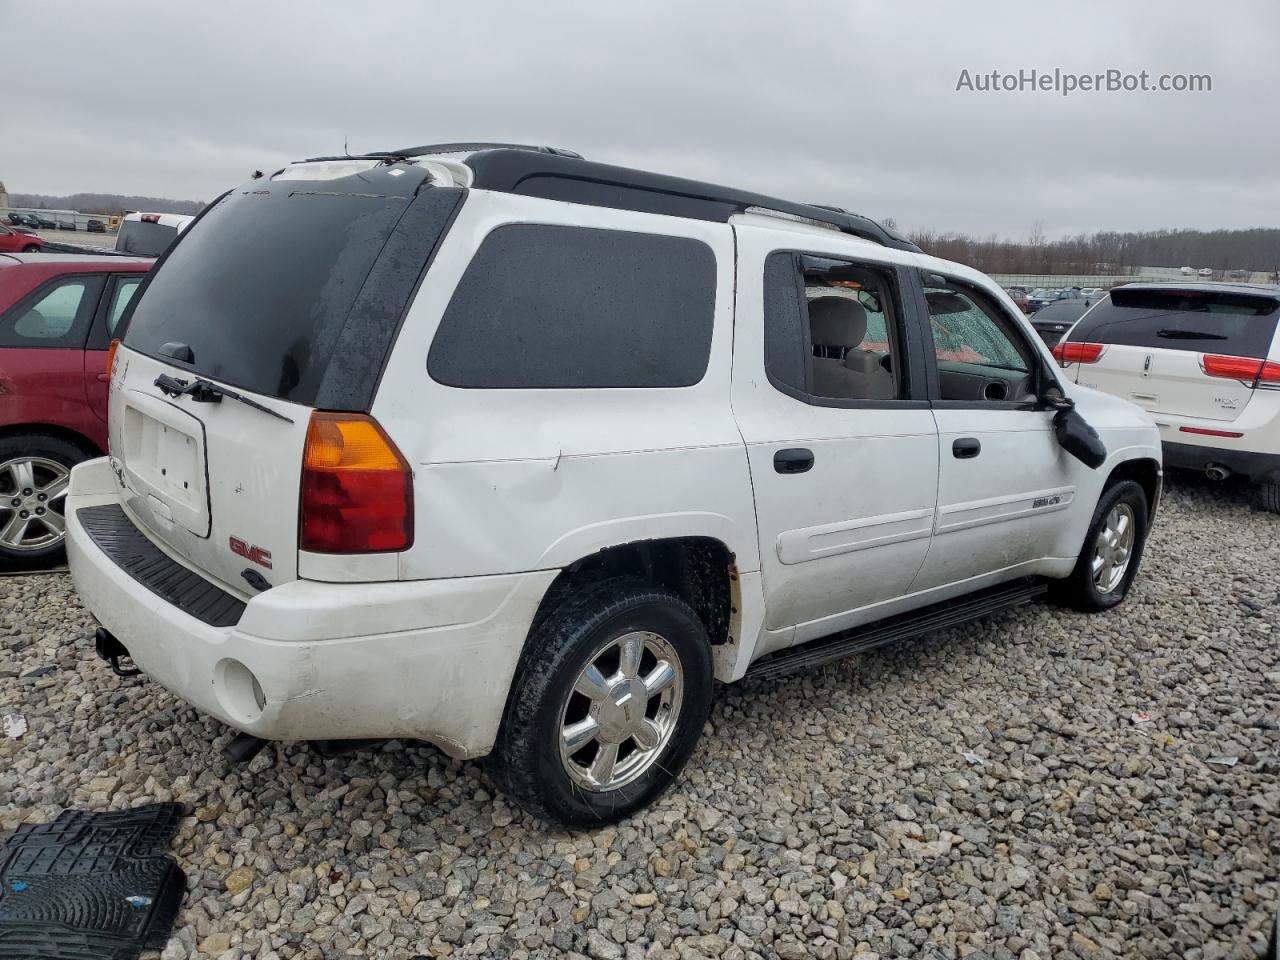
[5,0,1277,239]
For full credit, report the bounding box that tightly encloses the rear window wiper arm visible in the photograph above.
[1156,329,1228,340]
[154,374,294,423]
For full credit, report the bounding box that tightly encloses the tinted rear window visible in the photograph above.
[428,224,716,388]
[115,221,178,257]
[1070,287,1280,357]
[1032,300,1091,323]
[124,182,423,404]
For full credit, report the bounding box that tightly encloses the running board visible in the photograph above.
[745,579,1048,681]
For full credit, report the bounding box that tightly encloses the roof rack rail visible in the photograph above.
[384,142,583,159]
[299,143,583,164]
[462,150,920,252]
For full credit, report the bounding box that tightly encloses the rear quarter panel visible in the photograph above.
[371,190,761,581]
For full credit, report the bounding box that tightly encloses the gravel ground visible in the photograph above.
[2,473,1277,960]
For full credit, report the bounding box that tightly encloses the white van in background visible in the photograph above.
[114,211,194,258]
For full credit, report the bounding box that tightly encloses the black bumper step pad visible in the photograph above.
[76,504,245,627]
[0,803,187,960]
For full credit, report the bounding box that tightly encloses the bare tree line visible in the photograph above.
[902,224,1280,276]
[8,192,205,217]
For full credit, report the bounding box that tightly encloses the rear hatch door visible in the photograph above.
[1061,286,1280,422]
[110,159,462,592]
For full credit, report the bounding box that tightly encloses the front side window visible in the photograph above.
[428,224,716,389]
[1,278,98,347]
[763,252,903,403]
[924,279,1038,403]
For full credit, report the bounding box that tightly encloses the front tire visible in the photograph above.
[1053,479,1149,612]
[21,245,40,253]
[488,580,713,827]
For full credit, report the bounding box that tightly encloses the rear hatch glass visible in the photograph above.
[122,165,433,405]
[111,160,460,590]
[1064,286,1280,421]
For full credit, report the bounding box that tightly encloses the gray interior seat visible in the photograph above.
[807,296,895,400]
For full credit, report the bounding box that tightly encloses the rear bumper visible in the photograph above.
[1162,441,1280,484]
[65,457,556,758]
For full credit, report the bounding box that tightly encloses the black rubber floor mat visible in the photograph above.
[0,803,186,960]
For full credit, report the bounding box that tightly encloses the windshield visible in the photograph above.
[115,220,178,257]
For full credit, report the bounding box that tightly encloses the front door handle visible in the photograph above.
[774,448,814,474]
[952,438,981,459]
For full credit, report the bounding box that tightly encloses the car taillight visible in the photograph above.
[105,338,120,380]
[1052,341,1105,365]
[141,213,160,223]
[1200,354,1280,384]
[300,412,413,554]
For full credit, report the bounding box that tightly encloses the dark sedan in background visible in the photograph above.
[1029,295,1102,345]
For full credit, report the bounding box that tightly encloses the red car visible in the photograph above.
[1004,286,1031,314]
[0,253,151,562]
[0,224,43,254]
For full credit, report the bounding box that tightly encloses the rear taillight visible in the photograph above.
[300,412,413,554]
[1052,341,1105,365]
[140,213,160,223]
[1200,354,1280,384]
[105,338,120,380]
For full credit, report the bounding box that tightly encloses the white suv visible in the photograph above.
[66,144,1162,825]
[1054,282,1280,510]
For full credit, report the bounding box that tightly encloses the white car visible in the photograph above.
[1055,281,1280,510]
[114,211,194,257]
[65,145,1162,825]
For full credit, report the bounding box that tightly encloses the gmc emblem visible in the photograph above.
[230,536,273,569]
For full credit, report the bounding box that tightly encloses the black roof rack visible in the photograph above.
[387,142,584,159]
[296,144,917,251]
[300,143,583,164]
[462,150,919,252]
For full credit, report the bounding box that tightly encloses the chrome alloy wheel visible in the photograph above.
[0,457,70,552]
[558,630,684,792]
[1092,502,1135,593]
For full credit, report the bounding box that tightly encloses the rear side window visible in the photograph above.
[428,224,716,388]
[0,276,103,348]
[1071,288,1280,358]
[762,251,905,403]
[115,220,178,257]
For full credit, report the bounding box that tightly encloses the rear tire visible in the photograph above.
[487,579,713,827]
[1052,480,1148,612]
[1258,480,1280,514]
[0,434,89,566]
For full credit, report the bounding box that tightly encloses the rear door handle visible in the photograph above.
[774,448,814,474]
[952,438,981,459]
